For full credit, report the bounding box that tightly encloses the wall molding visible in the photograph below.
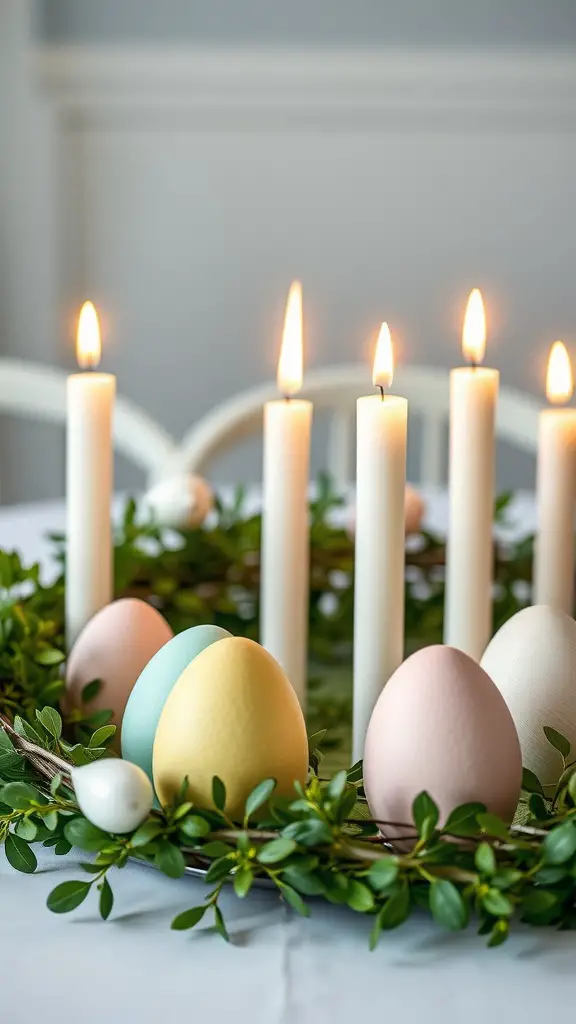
[36,45,576,132]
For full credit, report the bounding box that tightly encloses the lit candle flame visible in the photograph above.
[76,301,101,370]
[462,288,486,366]
[372,322,394,390]
[277,281,303,397]
[546,341,574,405]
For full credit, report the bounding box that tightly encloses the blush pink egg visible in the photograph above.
[65,598,174,745]
[404,484,425,535]
[363,645,522,838]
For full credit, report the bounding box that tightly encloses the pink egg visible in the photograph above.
[363,645,522,838]
[404,484,425,535]
[65,598,174,743]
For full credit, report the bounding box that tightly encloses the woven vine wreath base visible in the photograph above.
[2,707,576,950]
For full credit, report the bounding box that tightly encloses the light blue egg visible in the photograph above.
[121,624,231,785]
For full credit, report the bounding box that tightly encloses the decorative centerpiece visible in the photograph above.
[2,284,576,952]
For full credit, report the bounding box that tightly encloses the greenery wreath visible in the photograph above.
[1,482,574,949]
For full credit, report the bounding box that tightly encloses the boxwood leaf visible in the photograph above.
[543,821,576,865]
[412,792,439,835]
[47,880,91,914]
[64,817,109,852]
[543,726,571,759]
[155,842,186,879]
[99,877,114,920]
[244,778,276,821]
[257,838,296,864]
[5,833,37,873]
[171,905,207,931]
[429,880,467,930]
[212,777,226,812]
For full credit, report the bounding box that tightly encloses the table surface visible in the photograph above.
[2,489,571,1022]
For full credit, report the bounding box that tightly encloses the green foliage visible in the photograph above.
[0,485,533,755]
[0,491,576,950]
[0,716,576,951]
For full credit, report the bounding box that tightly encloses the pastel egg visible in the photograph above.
[143,473,214,529]
[481,605,576,787]
[65,598,173,744]
[153,636,308,820]
[71,759,154,834]
[404,484,426,535]
[121,624,231,783]
[364,645,522,836]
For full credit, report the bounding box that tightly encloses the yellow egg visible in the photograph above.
[153,637,308,820]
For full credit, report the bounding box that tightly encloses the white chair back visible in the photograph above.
[172,364,542,490]
[0,359,178,485]
[0,360,542,493]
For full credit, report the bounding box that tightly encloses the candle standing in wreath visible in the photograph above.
[353,324,408,761]
[444,289,499,661]
[533,341,576,613]
[66,302,116,647]
[260,282,312,707]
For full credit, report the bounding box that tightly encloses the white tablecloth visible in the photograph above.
[2,848,575,1023]
[2,490,571,1022]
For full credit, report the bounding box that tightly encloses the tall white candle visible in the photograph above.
[444,289,499,661]
[353,324,408,761]
[66,302,116,647]
[261,282,312,706]
[534,341,576,612]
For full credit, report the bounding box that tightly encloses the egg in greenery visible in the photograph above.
[121,623,231,784]
[153,636,308,820]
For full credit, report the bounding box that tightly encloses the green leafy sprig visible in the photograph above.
[2,712,576,950]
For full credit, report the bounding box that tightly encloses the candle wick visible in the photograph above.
[378,385,385,402]
[283,394,291,403]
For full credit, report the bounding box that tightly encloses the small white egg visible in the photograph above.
[71,759,154,834]
[143,473,214,529]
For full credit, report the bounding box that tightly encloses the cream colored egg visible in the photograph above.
[143,473,214,529]
[153,636,308,820]
[363,645,522,837]
[65,598,174,744]
[481,605,576,787]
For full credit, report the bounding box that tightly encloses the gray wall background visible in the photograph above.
[35,0,576,47]
[0,2,574,504]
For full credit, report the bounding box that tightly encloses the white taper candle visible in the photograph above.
[353,324,408,761]
[444,290,499,661]
[66,302,115,647]
[260,282,312,706]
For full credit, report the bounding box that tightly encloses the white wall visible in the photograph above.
[1,4,576,501]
